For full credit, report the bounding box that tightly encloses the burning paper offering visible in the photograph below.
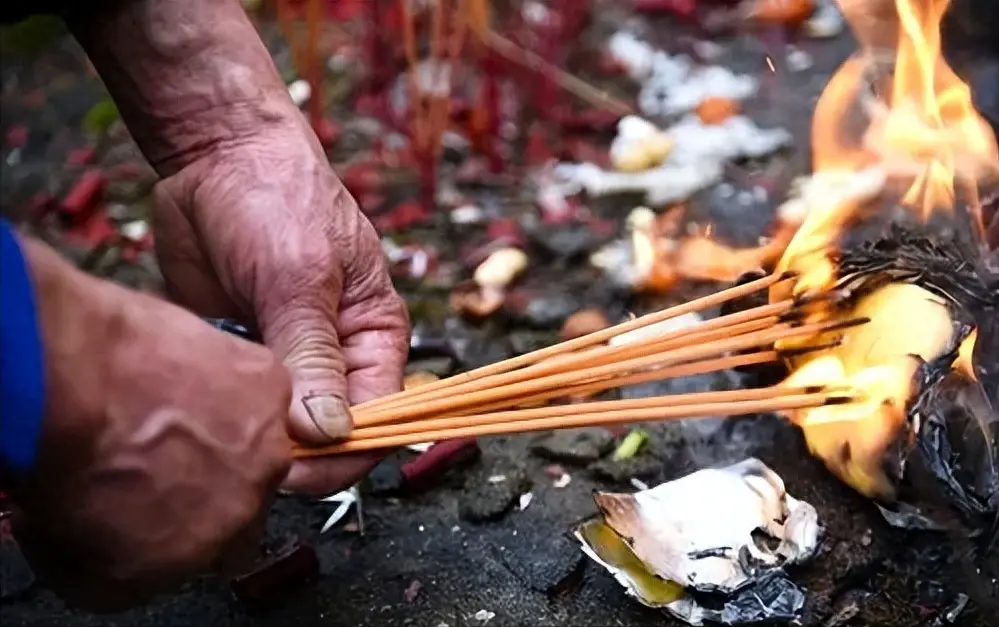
[575,459,819,626]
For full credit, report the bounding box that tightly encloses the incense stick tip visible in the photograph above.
[822,395,855,406]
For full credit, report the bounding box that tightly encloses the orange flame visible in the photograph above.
[774,0,998,499]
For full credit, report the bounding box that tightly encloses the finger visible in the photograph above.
[280,291,407,495]
[282,452,383,496]
[282,229,408,496]
[338,256,411,406]
[259,291,353,446]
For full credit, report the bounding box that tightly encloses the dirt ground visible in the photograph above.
[1,6,996,627]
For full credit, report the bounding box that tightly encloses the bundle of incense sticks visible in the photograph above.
[293,273,861,458]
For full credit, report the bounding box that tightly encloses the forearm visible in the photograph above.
[65,0,305,176]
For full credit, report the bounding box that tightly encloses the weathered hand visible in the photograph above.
[9,235,294,611]
[63,0,409,495]
[152,120,409,496]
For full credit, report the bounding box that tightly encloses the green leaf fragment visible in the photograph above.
[83,98,120,135]
[612,429,649,461]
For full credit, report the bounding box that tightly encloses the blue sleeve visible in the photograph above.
[0,219,46,475]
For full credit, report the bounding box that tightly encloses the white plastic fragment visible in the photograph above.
[288,79,311,108]
[804,0,846,39]
[667,115,793,165]
[786,48,814,73]
[488,474,507,484]
[553,473,572,489]
[406,442,434,453]
[120,220,149,242]
[609,32,758,118]
[451,204,485,224]
[609,116,673,172]
[474,248,529,289]
[519,492,534,511]
[607,31,658,81]
[320,485,359,533]
[576,459,820,625]
[554,161,724,207]
[473,609,496,623]
[609,312,703,347]
[556,115,788,206]
[642,65,758,118]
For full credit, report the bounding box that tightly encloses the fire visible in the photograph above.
[773,0,999,499]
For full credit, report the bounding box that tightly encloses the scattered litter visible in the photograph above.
[785,47,813,73]
[474,247,529,289]
[610,313,703,346]
[612,430,649,461]
[401,439,482,492]
[473,609,496,623]
[404,579,423,603]
[320,486,359,533]
[556,115,789,206]
[560,308,611,341]
[230,537,319,609]
[555,160,723,206]
[119,220,149,242]
[553,473,572,489]
[576,459,819,626]
[406,443,434,453]
[695,97,741,125]
[932,593,969,626]
[608,32,759,118]
[287,79,311,107]
[488,474,508,484]
[519,492,534,511]
[630,477,650,491]
[544,464,567,478]
[451,204,485,224]
[609,116,673,172]
[804,0,845,38]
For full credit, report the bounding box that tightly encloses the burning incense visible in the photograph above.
[290,273,863,458]
[353,317,866,428]
[353,272,789,411]
[295,391,848,457]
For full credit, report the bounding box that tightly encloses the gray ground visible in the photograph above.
[1,10,995,627]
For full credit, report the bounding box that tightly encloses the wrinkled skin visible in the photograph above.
[1,0,409,611]
[65,0,410,495]
[7,236,294,611]
[153,126,410,494]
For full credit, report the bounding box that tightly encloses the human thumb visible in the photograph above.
[259,301,353,446]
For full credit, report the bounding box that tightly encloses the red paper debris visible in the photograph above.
[525,124,554,167]
[400,439,481,491]
[230,538,319,609]
[486,218,524,248]
[375,201,431,232]
[341,162,383,194]
[63,211,117,249]
[66,147,96,167]
[60,170,106,222]
[313,118,342,148]
[634,0,699,20]
[5,126,29,149]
